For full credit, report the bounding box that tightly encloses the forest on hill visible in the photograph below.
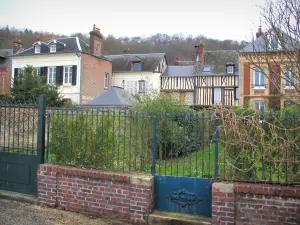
[0,26,247,64]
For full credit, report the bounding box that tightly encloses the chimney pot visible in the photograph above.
[13,37,22,54]
[256,25,263,39]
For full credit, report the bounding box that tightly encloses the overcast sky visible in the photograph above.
[0,0,266,41]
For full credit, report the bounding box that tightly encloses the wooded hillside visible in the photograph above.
[0,26,247,64]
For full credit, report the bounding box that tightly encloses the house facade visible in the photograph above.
[0,48,13,94]
[106,53,167,96]
[160,41,239,106]
[10,25,112,104]
[240,26,297,110]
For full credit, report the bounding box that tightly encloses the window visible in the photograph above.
[202,66,211,72]
[35,67,40,76]
[104,72,109,89]
[35,46,40,54]
[133,62,142,72]
[63,66,72,85]
[138,80,146,94]
[254,101,266,111]
[48,67,56,84]
[270,36,279,49]
[226,65,234,74]
[50,45,56,53]
[214,88,222,104]
[253,68,266,88]
[284,68,296,89]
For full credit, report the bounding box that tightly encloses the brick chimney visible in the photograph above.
[256,25,263,39]
[195,40,205,63]
[13,38,22,54]
[90,24,103,57]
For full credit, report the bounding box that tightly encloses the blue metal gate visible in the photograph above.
[152,114,219,217]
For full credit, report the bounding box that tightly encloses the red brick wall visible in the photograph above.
[80,53,112,104]
[212,182,300,225]
[0,66,11,94]
[37,164,154,224]
[244,64,250,95]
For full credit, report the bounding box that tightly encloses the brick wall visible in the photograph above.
[0,66,11,94]
[212,182,300,225]
[38,164,154,224]
[80,53,112,104]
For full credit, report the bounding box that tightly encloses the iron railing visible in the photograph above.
[0,100,38,154]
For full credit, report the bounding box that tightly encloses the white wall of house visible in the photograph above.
[113,72,161,95]
[11,53,81,104]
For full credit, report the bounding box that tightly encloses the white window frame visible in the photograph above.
[284,68,296,89]
[254,101,266,111]
[214,88,222,105]
[50,45,56,53]
[138,80,146,94]
[253,68,266,89]
[227,66,234,74]
[104,72,109,89]
[63,66,72,86]
[35,46,41,54]
[48,67,56,84]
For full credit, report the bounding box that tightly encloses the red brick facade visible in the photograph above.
[243,64,250,95]
[212,182,300,225]
[37,164,154,224]
[0,66,11,94]
[80,53,112,104]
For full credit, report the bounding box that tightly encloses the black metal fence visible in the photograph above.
[1,98,300,185]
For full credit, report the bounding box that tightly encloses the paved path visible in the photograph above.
[0,199,131,225]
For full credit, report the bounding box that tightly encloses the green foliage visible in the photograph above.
[0,93,14,101]
[10,65,63,107]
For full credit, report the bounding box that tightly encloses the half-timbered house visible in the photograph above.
[160,41,239,106]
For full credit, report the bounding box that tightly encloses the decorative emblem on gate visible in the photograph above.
[166,189,202,208]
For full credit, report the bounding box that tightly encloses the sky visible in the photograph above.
[0,0,266,41]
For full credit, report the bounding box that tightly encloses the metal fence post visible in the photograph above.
[214,116,219,177]
[151,116,157,176]
[37,95,46,164]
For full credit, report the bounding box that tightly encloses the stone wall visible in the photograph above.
[37,164,154,224]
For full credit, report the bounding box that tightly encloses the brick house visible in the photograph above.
[0,48,14,94]
[10,25,112,104]
[240,26,298,110]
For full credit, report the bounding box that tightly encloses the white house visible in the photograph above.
[105,53,168,95]
[10,25,112,104]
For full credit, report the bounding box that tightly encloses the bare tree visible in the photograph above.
[241,0,300,109]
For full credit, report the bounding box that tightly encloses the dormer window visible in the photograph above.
[203,66,211,72]
[133,62,142,72]
[35,46,41,54]
[50,45,56,53]
[226,65,234,74]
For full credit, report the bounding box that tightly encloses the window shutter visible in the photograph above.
[14,68,19,85]
[39,68,43,77]
[42,67,48,83]
[72,65,77,86]
[56,66,61,85]
[59,66,64,85]
[262,68,266,86]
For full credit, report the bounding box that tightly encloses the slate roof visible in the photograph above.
[243,29,295,53]
[162,66,194,77]
[105,53,166,72]
[12,37,109,61]
[84,86,136,107]
[194,50,239,76]
[0,49,13,68]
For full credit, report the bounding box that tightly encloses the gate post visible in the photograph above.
[214,116,219,177]
[151,116,157,176]
[37,95,46,164]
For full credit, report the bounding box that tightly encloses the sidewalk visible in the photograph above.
[0,198,131,225]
